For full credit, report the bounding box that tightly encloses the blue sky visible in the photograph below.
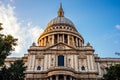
[0,0,120,58]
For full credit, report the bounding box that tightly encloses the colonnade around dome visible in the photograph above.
[38,33,84,47]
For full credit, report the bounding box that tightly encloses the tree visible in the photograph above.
[103,64,120,80]
[0,23,26,80]
[0,23,17,66]
[0,66,10,80]
[9,60,27,80]
[0,60,27,80]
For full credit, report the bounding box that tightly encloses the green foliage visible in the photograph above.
[0,23,26,80]
[9,60,27,80]
[0,23,17,66]
[103,64,120,80]
[0,60,27,80]
[0,66,11,80]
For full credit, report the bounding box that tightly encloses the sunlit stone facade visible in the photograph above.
[5,4,120,80]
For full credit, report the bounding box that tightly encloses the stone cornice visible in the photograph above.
[95,58,120,62]
[28,46,94,51]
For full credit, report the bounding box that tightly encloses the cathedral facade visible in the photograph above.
[5,4,120,80]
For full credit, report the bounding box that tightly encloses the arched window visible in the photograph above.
[58,55,64,66]
[81,66,85,70]
[37,66,41,70]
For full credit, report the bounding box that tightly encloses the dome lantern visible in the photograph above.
[58,3,64,17]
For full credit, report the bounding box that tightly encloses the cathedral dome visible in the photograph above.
[47,3,74,27]
[47,17,74,28]
[45,16,78,34]
[38,4,84,47]
[44,3,78,33]
[43,5,78,34]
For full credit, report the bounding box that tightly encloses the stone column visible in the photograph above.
[66,54,68,67]
[76,38,78,47]
[32,55,35,70]
[39,40,41,46]
[77,38,79,47]
[59,34,62,42]
[28,55,31,70]
[47,36,50,46]
[44,37,46,46]
[56,75,59,80]
[47,78,49,80]
[79,39,81,47]
[41,39,43,46]
[91,55,94,70]
[42,59,44,70]
[50,36,52,45]
[72,36,74,46]
[64,75,67,80]
[55,54,57,66]
[35,57,37,71]
[50,76,52,80]
[87,55,90,71]
[65,54,67,67]
[70,76,72,80]
[43,38,44,46]
[73,78,76,80]
[97,63,102,76]
[52,35,54,45]
[58,34,59,43]
[63,34,64,43]
[68,35,70,45]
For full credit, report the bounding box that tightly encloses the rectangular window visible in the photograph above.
[58,55,64,66]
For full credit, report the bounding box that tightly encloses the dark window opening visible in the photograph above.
[37,66,41,70]
[52,75,56,80]
[46,36,48,45]
[74,36,76,46]
[59,75,64,80]
[60,26,62,29]
[78,38,80,47]
[64,34,68,44]
[54,34,57,44]
[67,75,70,80]
[58,55,64,66]
[81,66,85,70]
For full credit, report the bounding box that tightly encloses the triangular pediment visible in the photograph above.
[46,42,76,50]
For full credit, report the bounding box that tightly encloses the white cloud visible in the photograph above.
[116,24,120,30]
[0,3,43,57]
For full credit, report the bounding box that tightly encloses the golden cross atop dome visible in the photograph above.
[58,3,64,17]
